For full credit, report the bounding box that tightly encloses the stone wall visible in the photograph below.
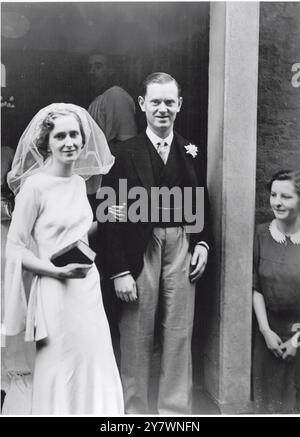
[204,2,259,413]
[256,2,300,223]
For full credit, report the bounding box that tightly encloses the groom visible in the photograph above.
[97,72,211,414]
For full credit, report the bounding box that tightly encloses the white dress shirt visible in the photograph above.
[146,127,173,163]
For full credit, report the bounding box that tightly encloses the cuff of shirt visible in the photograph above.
[110,271,131,280]
[196,241,210,251]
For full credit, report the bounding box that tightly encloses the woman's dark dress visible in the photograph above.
[253,222,300,413]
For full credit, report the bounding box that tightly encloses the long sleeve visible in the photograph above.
[96,148,131,278]
[189,149,213,252]
[4,177,39,336]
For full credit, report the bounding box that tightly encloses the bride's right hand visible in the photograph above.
[262,328,284,358]
[54,263,92,279]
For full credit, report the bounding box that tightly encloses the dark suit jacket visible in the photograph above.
[96,131,212,280]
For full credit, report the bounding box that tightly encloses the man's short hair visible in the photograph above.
[140,72,181,98]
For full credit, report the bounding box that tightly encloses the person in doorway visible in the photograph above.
[3,103,124,415]
[87,52,138,349]
[253,169,300,414]
[88,52,137,145]
[97,72,211,414]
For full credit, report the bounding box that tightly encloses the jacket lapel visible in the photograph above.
[174,132,198,186]
[130,132,155,192]
[129,131,199,189]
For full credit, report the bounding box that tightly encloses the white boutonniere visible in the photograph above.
[184,143,198,158]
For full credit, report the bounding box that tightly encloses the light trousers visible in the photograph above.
[119,226,196,414]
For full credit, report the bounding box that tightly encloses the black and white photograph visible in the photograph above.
[1,0,300,419]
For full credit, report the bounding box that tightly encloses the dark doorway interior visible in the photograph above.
[1,2,209,151]
[1,1,212,411]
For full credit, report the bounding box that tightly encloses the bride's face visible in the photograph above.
[48,115,83,165]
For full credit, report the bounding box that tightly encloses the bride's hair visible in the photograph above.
[7,103,114,195]
[36,110,86,160]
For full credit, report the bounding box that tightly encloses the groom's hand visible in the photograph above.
[114,274,137,302]
[189,245,208,283]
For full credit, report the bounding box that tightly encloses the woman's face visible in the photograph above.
[270,179,300,223]
[48,115,83,165]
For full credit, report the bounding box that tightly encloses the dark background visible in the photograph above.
[1,2,210,156]
[1,2,212,409]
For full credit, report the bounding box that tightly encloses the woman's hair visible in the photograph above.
[35,110,86,160]
[267,169,300,197]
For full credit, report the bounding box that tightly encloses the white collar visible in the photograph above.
[269,219,300,245]
[146,127,174,149]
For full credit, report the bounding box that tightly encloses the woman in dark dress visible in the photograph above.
[253,169,300,414]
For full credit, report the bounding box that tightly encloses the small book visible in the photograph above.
[50,240,96,267]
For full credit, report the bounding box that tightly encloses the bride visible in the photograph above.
[3,103,124,415]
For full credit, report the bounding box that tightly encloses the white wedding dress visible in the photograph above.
[4,173,124,415]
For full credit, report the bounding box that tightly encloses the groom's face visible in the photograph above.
[138,81,182,137]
